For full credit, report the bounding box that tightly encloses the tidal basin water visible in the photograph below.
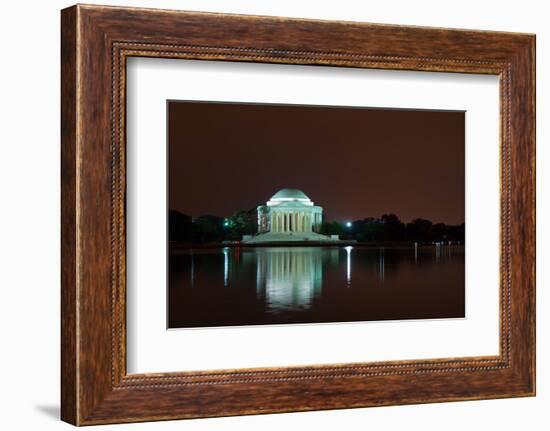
[168,246,465,329]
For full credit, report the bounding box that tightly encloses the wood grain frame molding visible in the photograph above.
[61,4,535,425]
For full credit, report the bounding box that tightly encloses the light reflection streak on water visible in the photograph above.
[345,246,353,287]
[223,247,229,287]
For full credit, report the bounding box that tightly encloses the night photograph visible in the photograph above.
[167,100,465,329]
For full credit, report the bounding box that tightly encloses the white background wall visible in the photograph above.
[0,0,546,429]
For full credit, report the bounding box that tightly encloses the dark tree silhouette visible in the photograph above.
[406,218,434,243]
[192,215,225,242]
[168,207,465,245]
[319,221,345,237]
[168,210,192,241]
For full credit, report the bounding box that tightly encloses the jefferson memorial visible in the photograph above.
[243,188,340,243]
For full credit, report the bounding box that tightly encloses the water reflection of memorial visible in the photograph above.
[169,244,465,328]
[254,247,323,313]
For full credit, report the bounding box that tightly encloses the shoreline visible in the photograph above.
[169,241,465,251]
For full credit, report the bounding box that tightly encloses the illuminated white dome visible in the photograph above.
[269,188,311,203]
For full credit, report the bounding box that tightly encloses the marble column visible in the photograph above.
[286,212,289,232]
[313,213,318,232]
[314,213,318,232]
[288,212,291,232]
[286,212,290,233]
[289,212,293,232]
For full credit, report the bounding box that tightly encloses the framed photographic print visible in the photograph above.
[61,4,535,425]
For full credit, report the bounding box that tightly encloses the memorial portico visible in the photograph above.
[257,188,323,234]
[242,188,347,244]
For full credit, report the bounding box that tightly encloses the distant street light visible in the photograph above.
[346,221,352,228]
[223,219,230,228]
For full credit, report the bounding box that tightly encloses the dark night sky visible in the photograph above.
[168,101,465,224]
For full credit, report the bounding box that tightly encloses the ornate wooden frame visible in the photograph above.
[61,4,535,425]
